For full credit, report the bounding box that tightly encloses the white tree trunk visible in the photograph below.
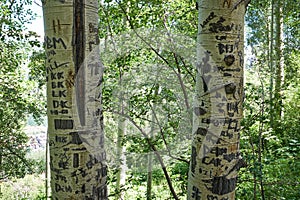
[43,0,107,199]
[187,0,245,199]
[115,99,127,199]
[273,0,284,128]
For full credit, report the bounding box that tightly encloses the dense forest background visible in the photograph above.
[0,0,299,199]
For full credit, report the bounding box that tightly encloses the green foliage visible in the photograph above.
[0,174,46,200]
[235,0,300,198]
[26,149,46,174]
[237,41,300,200]
[0,0,35,41]
[237,79,300,199]
[107,165,188,199]
[0,0,299,199]
[0,0,45,181]
[102,0,297,199]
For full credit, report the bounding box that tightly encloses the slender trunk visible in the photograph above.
[121,113,179,200]
[43,1,107,199]
[249,137,257,200]
[269,0,275,128]
[146,103,157,200]
[115,90,127,199]
[273,0,284,131]
[187,1,245,199]
[115,115,126,199]
[252,154,257,199]
[146,153,153,200]
[258,78,265,200]
[115,7,130,198]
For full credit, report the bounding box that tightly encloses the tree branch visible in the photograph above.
[110,109,179,200]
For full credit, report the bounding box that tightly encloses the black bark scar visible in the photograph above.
[74,0,85,126]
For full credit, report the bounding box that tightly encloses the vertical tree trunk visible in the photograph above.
[273,0,284,131]
[43,0,107,199]
[257,80,266,200]
[269,0,275,129]
[115,10,130,197]
[146,103,157,200]
[115,89,127,200]
[146,152,153,200]
[187,0,245,199]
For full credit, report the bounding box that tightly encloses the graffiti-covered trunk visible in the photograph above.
[43,0,107,199]
[187,0,246,199]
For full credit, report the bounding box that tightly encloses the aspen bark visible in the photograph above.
[115,95,127,200]
[187,0,245,199]
[43,0,107,199]
[115,13,129,198]
[273,0,284,130]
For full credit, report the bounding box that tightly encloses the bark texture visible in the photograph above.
[115,98,127,200]
[43,0,107,199]
[273,0,284,130]
[187,0,245,199]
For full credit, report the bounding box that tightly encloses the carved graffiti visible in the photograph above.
[55,183,72,193]
[52,19,61,33]
[218,43,234,54]
[202,156,222,167]
[191,146,197,174]
[209,17,234,33]
[224,55,235,66]
[189,0,244,197]
[192,186,201,200]
[54,119,74,130]
[200,12,217,28]
[44,36,67,50]
[223,0,232,8]
[227,101,239,117]
[216,35,227,40]
[45,1,106,198]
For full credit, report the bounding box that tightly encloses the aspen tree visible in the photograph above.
[187,0,247,199]
[43,0,107,199]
